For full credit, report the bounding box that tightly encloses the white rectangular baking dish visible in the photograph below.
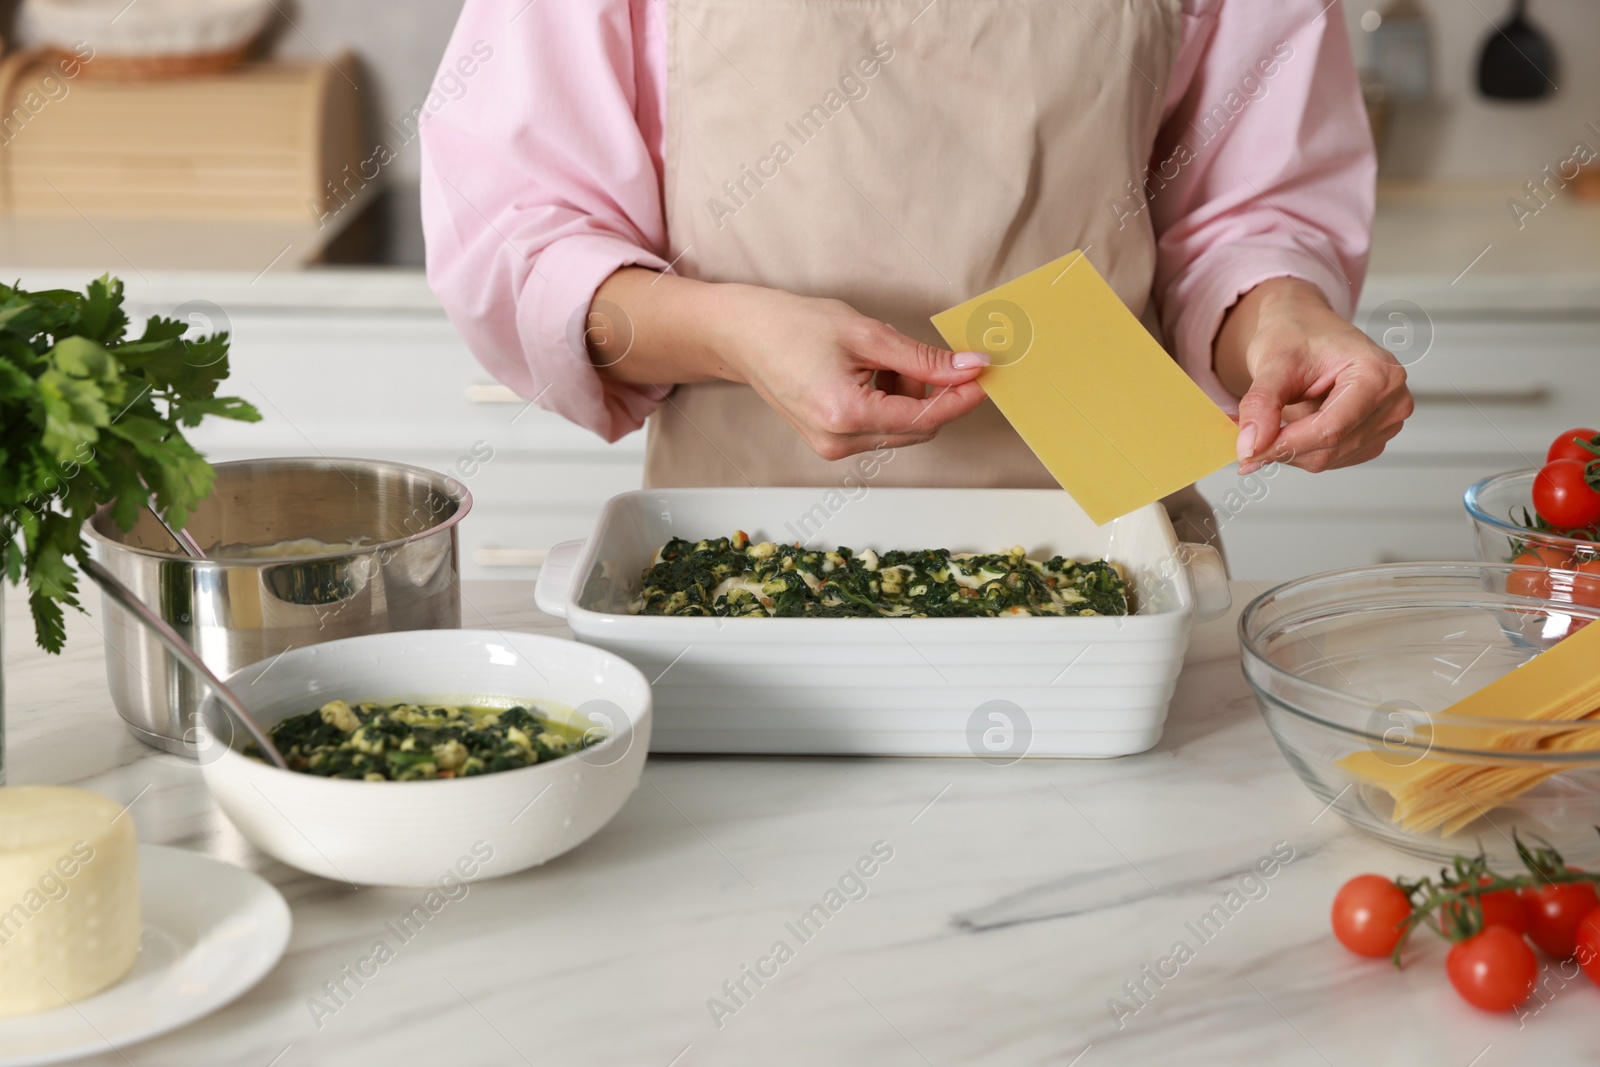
[533,488,1229,758]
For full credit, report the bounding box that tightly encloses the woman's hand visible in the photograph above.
[592,268,988,461]
[1215,278,1414,475]
[711,285,989,460]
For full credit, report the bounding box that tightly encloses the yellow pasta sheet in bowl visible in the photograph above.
[1337,621,1600,836]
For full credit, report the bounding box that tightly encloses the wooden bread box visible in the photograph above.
[0,50,364,224]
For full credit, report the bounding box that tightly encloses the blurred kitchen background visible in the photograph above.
[0,0,1596,582]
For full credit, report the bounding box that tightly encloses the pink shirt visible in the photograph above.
[420,0,1374,443]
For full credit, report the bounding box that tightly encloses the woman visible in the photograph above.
[420,0,1411,540]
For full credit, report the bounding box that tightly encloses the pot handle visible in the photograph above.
[533,539,586,620]
[1178,542,1232,623]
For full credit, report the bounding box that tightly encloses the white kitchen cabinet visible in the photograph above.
[37,248,1594,587]
[1198,311,1600,581]
[163,293,1600,584]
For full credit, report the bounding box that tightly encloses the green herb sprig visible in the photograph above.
[1510,505,1600,555]
[1388,831,1600,965]
[0,275,260,652]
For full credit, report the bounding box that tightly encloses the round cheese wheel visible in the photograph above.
[0,786,141,1017]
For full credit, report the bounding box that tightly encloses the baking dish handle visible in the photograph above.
[533,539,586,620]
[1179,542,1232,623]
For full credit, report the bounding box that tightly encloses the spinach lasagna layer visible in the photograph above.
[632,531,1128,618]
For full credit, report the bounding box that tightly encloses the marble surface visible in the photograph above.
[3,581,1596,1067]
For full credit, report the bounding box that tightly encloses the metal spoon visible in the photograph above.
[144,501,206,559]
[82,558,289,769]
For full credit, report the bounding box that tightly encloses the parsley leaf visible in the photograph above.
[0,275,260,652]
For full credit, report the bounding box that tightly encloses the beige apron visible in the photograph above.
[651,0,1214,542]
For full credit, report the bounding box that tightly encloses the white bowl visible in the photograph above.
[23,0,274,57]
[197,630,651,888]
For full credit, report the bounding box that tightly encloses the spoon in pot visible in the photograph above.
[83,558,289,770]
[146,505,206,559]
[140,481,206,559]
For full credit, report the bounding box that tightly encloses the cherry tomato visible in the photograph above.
[1547,428,1600,465]
[1507,546,1573,600]
[1331,874,1412,957]
[1446,926,1538,1012]
[1446,877,1528,936]
[1573,558,1600,609]
[1575,908,1600,985]
[1519,880,1600,958]
[1533,459,1600,531]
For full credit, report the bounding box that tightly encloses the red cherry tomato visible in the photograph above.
[1446,926,1538,1012]
[1575,908,1600,985]
[1548,428,1600,465]
[1507,546,1574,600]
[1331,874,1412,957]
[1446,878,1528,936]
[1533,459,1600,531]
[1520,880,1600,958]
[1573,559,1600,609]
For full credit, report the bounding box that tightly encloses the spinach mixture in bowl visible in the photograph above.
[258,699,603,781]
[632,531,1129,618]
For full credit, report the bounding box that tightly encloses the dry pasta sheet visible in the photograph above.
[1338,621,1600,835]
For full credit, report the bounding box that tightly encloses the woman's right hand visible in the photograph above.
[590,269,989,462]
[710,284,989,461]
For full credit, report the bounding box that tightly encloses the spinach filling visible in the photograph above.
[632,531,1129,618]
[257,700,600,780]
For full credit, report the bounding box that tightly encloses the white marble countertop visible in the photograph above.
[2,581,1593,1067]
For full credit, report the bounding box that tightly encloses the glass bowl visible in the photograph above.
[1240,562,1600,866]
[1466,468,1600,568]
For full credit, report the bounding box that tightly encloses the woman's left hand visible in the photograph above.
[1215,278,1414,476]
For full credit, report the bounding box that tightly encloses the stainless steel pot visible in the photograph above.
[86,457,470,755]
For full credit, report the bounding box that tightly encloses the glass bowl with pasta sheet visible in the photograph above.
[1240,562,1600,866]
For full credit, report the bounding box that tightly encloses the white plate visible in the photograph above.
[0,845,291,1066]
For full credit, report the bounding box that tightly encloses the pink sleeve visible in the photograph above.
[1151,1,1377,411]
[419,0,670,443]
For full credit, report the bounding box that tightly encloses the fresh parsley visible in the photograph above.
[0,275,260,653]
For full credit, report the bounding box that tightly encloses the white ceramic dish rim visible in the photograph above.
[0,844,290,1067]
[537,488,1231,628]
